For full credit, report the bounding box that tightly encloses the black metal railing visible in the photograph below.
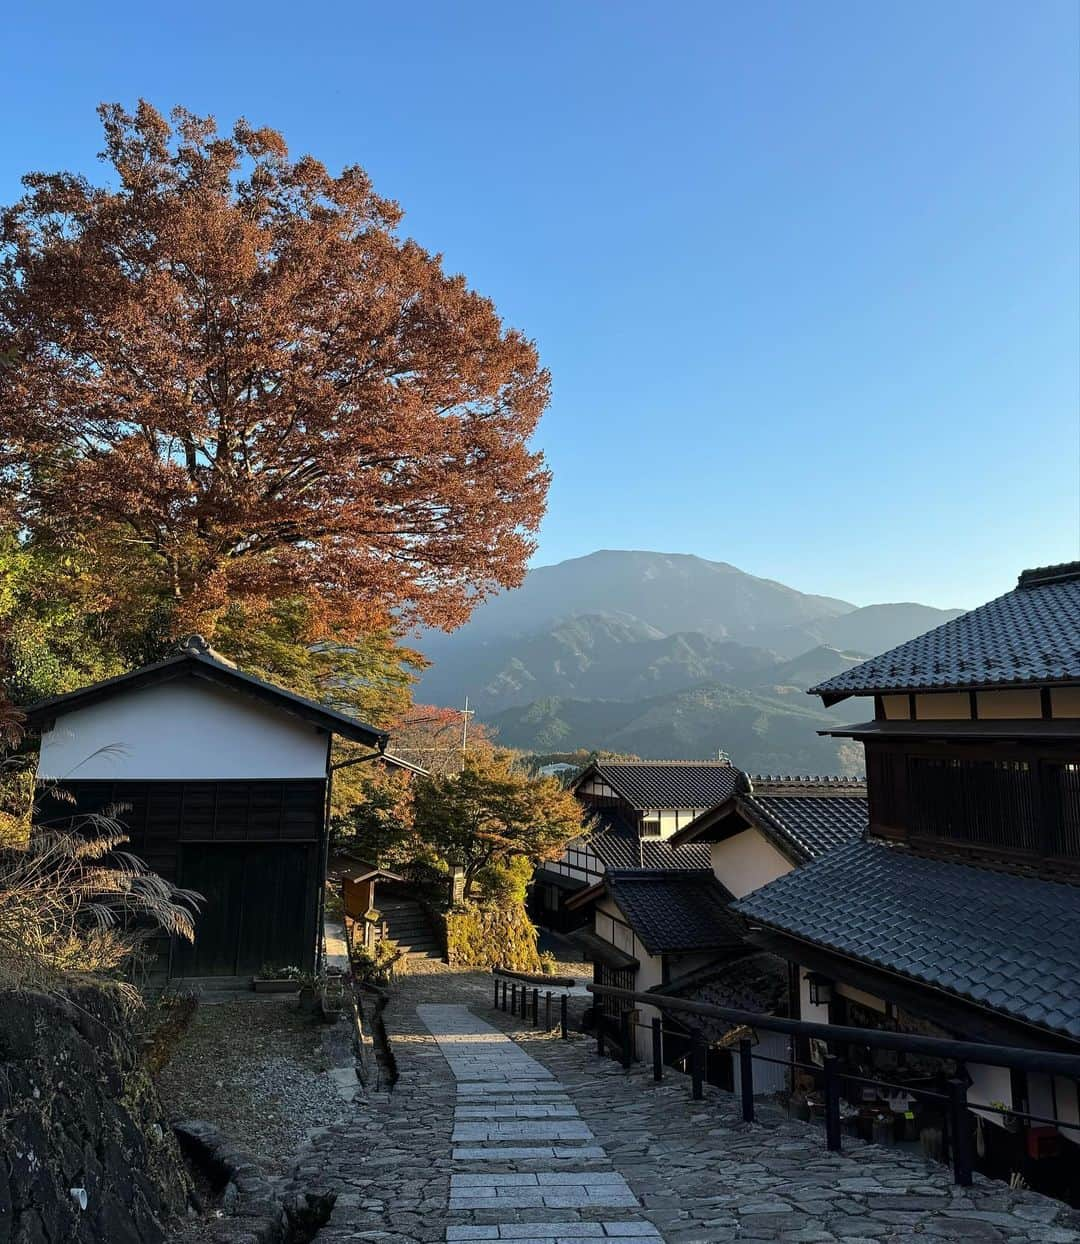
[579,982,1080,1187]
[492,974,570,1040]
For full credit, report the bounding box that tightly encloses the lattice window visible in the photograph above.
[907,756,1039,852]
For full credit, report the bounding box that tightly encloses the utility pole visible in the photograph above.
[460,696,475,771]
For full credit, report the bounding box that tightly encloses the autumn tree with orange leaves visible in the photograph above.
[0,102,550,645]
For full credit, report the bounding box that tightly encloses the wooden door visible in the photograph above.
[175,843,316,976]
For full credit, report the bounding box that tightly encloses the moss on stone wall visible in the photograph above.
[0,982,190,1242]
[444,901,541,972]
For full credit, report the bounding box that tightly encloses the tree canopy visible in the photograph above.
[411,750,584,899]
[0,102,551,639]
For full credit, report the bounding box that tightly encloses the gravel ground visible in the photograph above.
[155,993,352,1176]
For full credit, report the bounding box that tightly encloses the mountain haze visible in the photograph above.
[415,550,963,772]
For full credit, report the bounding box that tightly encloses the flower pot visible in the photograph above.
[253,978,298,994]
[298,984,317,1012]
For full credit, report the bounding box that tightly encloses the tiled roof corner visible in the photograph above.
[810,567,1080,699]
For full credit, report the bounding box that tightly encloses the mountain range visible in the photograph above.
[415,551,963,775]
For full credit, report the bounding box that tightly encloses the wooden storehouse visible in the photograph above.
[25,636,403,981]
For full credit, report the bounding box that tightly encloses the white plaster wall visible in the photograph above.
[37,680,330,780]
[968,1062,1013,1127]
[798,966,831,1026]
[709,828,793,898]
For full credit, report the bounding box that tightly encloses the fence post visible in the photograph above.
[739,1037,755,1123]
[823,1054,842,1152]
[532,988,539,1026]
[501,979,507,1010]
[546,991,553,1030]
[510,982,517,1016]
[493,978,499,1010]
[948,1078,974,1186]
[652,1016,663,1081]
[560,994,569,1040]
[691,1033,705,1100]
[620,1010,633,1069]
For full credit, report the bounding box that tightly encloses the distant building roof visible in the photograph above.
[585,807,712,870]
[574,759,742,809]
[22,635,389,749]
[601,869,746,956]
[671,775,867,865]
[734,839,1080,1043]
[810,562,1080,704]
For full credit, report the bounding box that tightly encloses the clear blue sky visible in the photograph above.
[4,1,1078,610]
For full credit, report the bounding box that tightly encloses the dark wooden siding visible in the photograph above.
[864,740,1080,868]
[37,779,325,884]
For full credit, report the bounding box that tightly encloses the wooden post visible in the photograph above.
[691,1033,705,1100]
[739,1037,755,1123]
[560,993,569,1040]
[620,1010,633,1069]
[824,1054,842,1152]
[493,978,499,1010]
[652,1016,663,1081]
[511,983,518,1016]
[949,1078,974,1186]
[545,991,553,1030]
[532,988,539,1026]
[500,979,507,1010]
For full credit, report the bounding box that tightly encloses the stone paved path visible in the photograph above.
[419,1003,662,1239]
[301,967,1080,1244]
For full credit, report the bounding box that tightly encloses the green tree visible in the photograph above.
[412,750,583,900]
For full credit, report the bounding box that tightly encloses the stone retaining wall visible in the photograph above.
[0,983,189,1243]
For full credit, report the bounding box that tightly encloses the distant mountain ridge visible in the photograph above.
[415,550,963,772]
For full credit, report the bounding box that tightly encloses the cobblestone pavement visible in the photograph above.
[301,967,1080,1243]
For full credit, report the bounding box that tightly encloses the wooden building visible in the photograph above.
[669,773,867,898]
[531,760,740,930]
[734,562,1080,1195]
[25,636,405,981]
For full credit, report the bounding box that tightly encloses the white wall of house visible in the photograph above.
[37,680,330,781]
[968,1062,1014,1127]
[709,828,793,898]
[798,966,831,1027]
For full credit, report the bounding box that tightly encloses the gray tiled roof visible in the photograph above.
[607,869,745,955]
[589,825,712,871]
[585,761,742,809]
[810,562,1080,701]
[669,776,866,863]
[747,779,868,863]
[734,840,1080,1041]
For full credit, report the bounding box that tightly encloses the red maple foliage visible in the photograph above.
[0,103,550,634]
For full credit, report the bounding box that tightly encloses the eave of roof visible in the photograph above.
[21,649,389,748]
[818,719,1080,742]
[734,839,1080,1043]
[567,927,640,971]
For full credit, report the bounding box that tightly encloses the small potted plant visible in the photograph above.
[295,971,319,1013]
[989,1101,1020,1133]
[788,1092,811,1122]
[319,971,346,1022]
[871,1112,894,1146]
[539,950,557,976]
[254,964,302,994]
